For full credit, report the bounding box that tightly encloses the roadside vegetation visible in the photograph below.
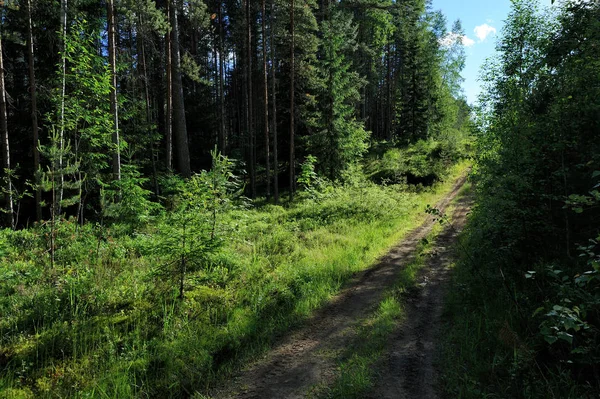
[441,1,600,398]
[0,0,478,397]
[1,151,470,398]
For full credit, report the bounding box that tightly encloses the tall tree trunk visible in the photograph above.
[57,0,67,217]
[138,13,160,197]
[270,0,279,203]
[107,0,121,182]
[169,0,191,177]
[165,3,173,170]
[0,30,13,228]
[385,42,392,141]
[246,0,256,198]
[262,0,270,199]
[218,2,226,153]
[26,0,41,221]
[289,0,295,201]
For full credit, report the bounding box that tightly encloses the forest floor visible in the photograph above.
[209,173,472,399]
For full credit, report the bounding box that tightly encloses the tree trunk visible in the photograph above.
[218,3,226,153]
[270,0,279,204]
[57,0,67,217]
[169,0,191,177]
[165,3,173,170]
[246,0,256,198]
[0,30,13,228]
[26,0,41,221]
[138,13,160,197]
[107,0,121,182]
[262,0,271,199]
[289,0,295,201]
[385,42,392,141]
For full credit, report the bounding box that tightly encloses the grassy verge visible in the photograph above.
[311,186,468,399]
[314,236,437,399]
[0,162,469,398]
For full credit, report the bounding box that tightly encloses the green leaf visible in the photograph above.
[525,271,536,278]
[557,332,573,345]
[543,334,558,345]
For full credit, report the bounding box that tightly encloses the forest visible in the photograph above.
[0,0,598,397]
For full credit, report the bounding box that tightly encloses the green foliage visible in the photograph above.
[59,19,116,176]
[101,164,162,230]
[308,7,370,179]
[38,128,82,214]
[151,149,241,299]
[366,137,470,186]
[40,19,117,221]
[0,168,31,228]
[297,155,329,199]
[442,1,600,397]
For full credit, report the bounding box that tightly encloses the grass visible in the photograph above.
[0,161,470,398]
[311,186,469,398]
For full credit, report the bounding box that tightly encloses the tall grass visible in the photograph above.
[0,162,469,398]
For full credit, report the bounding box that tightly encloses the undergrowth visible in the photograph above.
[0,161,469,398]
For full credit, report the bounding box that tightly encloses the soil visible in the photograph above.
[364,190,472,399]
[210,174,472,399]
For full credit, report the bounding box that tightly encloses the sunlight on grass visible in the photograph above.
[0,162,470,398]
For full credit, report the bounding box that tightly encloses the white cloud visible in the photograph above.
[474,24,497,42]
[462,36,476,47]
[439,32,475,48]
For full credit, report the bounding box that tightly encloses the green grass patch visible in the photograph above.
[315,203,461,398]
[0,162,469,398]
[315,181,470,399]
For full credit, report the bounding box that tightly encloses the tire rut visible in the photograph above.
[366,191,473,399]
[210,174,470,399]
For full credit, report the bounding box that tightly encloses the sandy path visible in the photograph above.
[210,174,470,399]
[365,191,472,399]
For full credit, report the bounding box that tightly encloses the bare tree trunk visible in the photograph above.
[57,0,67,217]
[246,0,256,198]
[385,42,392,141]
[262,0,271,199]
[107,0,121,182]
[169,0,191,177]
[165,1,173,170]
[270,0,279,204]
[218,3,226,154]
[0,30,13,228]
[289,0,295,201]
[26,0,41,221]
[138,13,160,197]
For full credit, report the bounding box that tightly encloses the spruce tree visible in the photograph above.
[309,6,369,179]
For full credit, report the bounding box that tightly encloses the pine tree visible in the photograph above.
[169,0,191,178]
[0,23,14,228]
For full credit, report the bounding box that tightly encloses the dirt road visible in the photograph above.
[210,175,472,399]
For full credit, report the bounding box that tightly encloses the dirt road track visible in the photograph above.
[365,191,472,399]
[210,174,471,399]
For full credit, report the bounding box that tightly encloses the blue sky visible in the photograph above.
[431,0,556,104]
